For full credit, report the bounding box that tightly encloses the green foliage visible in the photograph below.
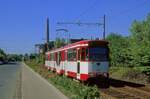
[129,14,150,66]
[54,38,66,48]
[49,76,100,99]
[0,49,22,62]
[7,54,23,61]
[48,41,55,50]
[135,66,150,75]
[110,66,132,78]
[107,13,150,67]
[110,66,150,84]
[24,53,45,64]
[0,48,6,61]
[106,33,131,67]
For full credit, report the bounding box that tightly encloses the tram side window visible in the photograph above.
[50,53,54,61]
[73,49,77,61]
[78,49,81,60]
[81,48,85,61]
[81,48,88,61]
[68,49,77,61]
[85,48,89,61]
[56,52,61,66]
[58,52,61,61]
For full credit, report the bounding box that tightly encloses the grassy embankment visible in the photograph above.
[25,60,100,99]
[110,66,150,84]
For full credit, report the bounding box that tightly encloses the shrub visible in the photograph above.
[122,69,141,79]
[48,76,100,99]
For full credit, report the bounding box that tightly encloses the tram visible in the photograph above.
[45,40,109,81]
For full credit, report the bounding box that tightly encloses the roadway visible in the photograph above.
[0,63,68,99]
[0,62,21,99]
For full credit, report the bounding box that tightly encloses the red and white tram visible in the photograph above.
[45,40,109,81]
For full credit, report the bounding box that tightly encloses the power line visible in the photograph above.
[57,15,106,40]
[74,0,99,21]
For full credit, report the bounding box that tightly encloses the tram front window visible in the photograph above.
[89,47,108,61]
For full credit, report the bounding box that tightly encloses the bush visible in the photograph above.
[49,76,100,99]
[122,69,141,79]
[122,68,149,83]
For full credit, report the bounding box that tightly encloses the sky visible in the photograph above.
[0,0,150,54]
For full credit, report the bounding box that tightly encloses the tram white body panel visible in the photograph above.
[66,62,77,73]
[46,60,109,79]
[88,61,109,73]
[79,62,89,74]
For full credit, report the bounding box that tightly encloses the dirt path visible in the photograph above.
[100,78,150,99]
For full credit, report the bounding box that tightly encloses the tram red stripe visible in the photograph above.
[80,74,89,81]
[57,69,65,75]
[67,71,77,78]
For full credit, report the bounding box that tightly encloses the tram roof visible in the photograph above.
[46,40,108,54]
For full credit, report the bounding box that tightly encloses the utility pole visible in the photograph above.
[57,15,106,40]
[46,17,49,51]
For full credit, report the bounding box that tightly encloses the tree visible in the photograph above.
[106,33,131,67]
[7,54,23,62]
[0,48,6,62]
[54,38,66,48]
[129,13,150,66]
[24,53,29,61]
[106,13,150,67]
[48,41,54,50]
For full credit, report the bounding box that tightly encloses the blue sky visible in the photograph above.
[0,0,150,54]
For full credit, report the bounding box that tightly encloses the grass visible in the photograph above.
[135,66,150,74]
[110,66,150,84]
[48,75,100,99]
[25,60,100,99]
[109,66,131,78]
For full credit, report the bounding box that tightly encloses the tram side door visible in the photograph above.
[77,48,80,79]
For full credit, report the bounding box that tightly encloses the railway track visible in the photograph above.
[89,78,150,99]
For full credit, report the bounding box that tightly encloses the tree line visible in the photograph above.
[0,48,7,62]
[106,13,150,67]
[0,48,23,63]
